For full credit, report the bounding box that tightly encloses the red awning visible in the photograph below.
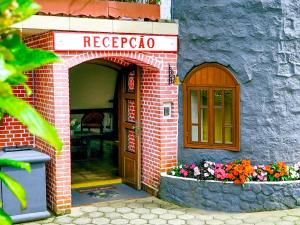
[35,0,160,21]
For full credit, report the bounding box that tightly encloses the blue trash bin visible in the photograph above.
[0,146,51,223]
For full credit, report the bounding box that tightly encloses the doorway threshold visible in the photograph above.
[72,183,150,207]
[71,178,122,189]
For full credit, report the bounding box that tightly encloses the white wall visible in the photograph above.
[69,63,118,110]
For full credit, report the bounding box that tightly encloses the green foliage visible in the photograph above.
[0,0,64,223]
[0,0,63,150]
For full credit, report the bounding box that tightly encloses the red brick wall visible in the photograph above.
[0,76,34,148]
[24,32,71,214]
[5,31,178,213]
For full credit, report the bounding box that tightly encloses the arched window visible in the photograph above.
[183,63,240,151]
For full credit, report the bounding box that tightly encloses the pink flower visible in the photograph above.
[180,169,188,177]
[252,172,257,177]
[190,164,196,169]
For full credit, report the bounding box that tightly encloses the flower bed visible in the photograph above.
[159,160,300,212]
[168,160,300,184]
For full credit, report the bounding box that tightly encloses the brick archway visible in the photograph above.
[64,51,164,71]
[26,31,178,214]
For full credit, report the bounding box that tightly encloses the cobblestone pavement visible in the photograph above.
[22,197,300,225]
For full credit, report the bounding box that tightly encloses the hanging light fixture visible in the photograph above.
[168,64,181,85]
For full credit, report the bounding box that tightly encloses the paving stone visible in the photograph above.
[22,197,300,225]
[104,212,122,219]
[73,217,92,225]
[98,206,115,213]
[129,218,148,225]
[39,217,55,223]
[159,213,177,220]
[141,213,158,220]
[186,219,205,225]
[122,212,139,220]
[281,216,299,221]
[255,222,275,225]
[134,208,151,214]
[111,218,129,224]
[54,216,73,224]
[116,207,132,213]
[243,217,262,224]
[287,209,300,216]
[213,214,232,220]
[88,212,104,218]
[224,219,243,224]
[91,218,110,225]
[168,218,186,225]
[275,221,294,225]
[69,208,85,217]
[205,220,224,225]
[194,215,214,221]
[23,223,41,225]
[178,214,194,220]
[168,209,185,215]
[151,208,168,215]
[80,206,98,212]
[148,218,167,225]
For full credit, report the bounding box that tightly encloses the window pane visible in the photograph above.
[200,90,208,142]
[190,90,198,124]
[200,90,208,106]
[191,125,198,142]
[225,127,233,144]
[201,108,208,142]
[214,90,222,143]
[224,90,232,125]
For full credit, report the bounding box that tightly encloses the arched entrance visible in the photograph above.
[69,60,121,188]
[29,31,178,214]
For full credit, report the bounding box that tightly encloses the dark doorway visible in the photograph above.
[69,60,121,188]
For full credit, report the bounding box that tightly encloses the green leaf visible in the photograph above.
[23,83,32,96]
[1,33,60,72]
[0,96,63,151]
[0,159,31,172]
[0,208,12,225]
[0,54,16,82]
[0,46,14,61]
[0,0,40,31]
[4,73,27,85]
[0,81,13,97]
[0,171,26,208]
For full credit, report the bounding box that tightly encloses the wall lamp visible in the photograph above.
[168,64,181,85]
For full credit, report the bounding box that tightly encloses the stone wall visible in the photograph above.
[173,0,300,164]
[160,174,300,212]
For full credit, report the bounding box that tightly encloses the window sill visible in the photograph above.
[184,143,240,152]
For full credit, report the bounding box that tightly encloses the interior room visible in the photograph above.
[69,60,121,187]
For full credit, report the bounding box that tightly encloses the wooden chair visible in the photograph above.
[80,111,105,158]
[81,111,104,135]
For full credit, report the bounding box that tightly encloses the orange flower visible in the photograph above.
[274,173,281,178]
[234,180,241,185]
[227,174,235,180]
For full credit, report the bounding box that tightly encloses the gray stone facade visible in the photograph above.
[173,0,300,164]
[160,174,300,212]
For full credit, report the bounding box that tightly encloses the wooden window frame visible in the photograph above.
[183,63,240,151]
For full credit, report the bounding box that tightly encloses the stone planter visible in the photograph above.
[159,173,300,212]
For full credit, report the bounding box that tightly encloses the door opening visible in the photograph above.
[69,61,121,189]
[69,61,142,191]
